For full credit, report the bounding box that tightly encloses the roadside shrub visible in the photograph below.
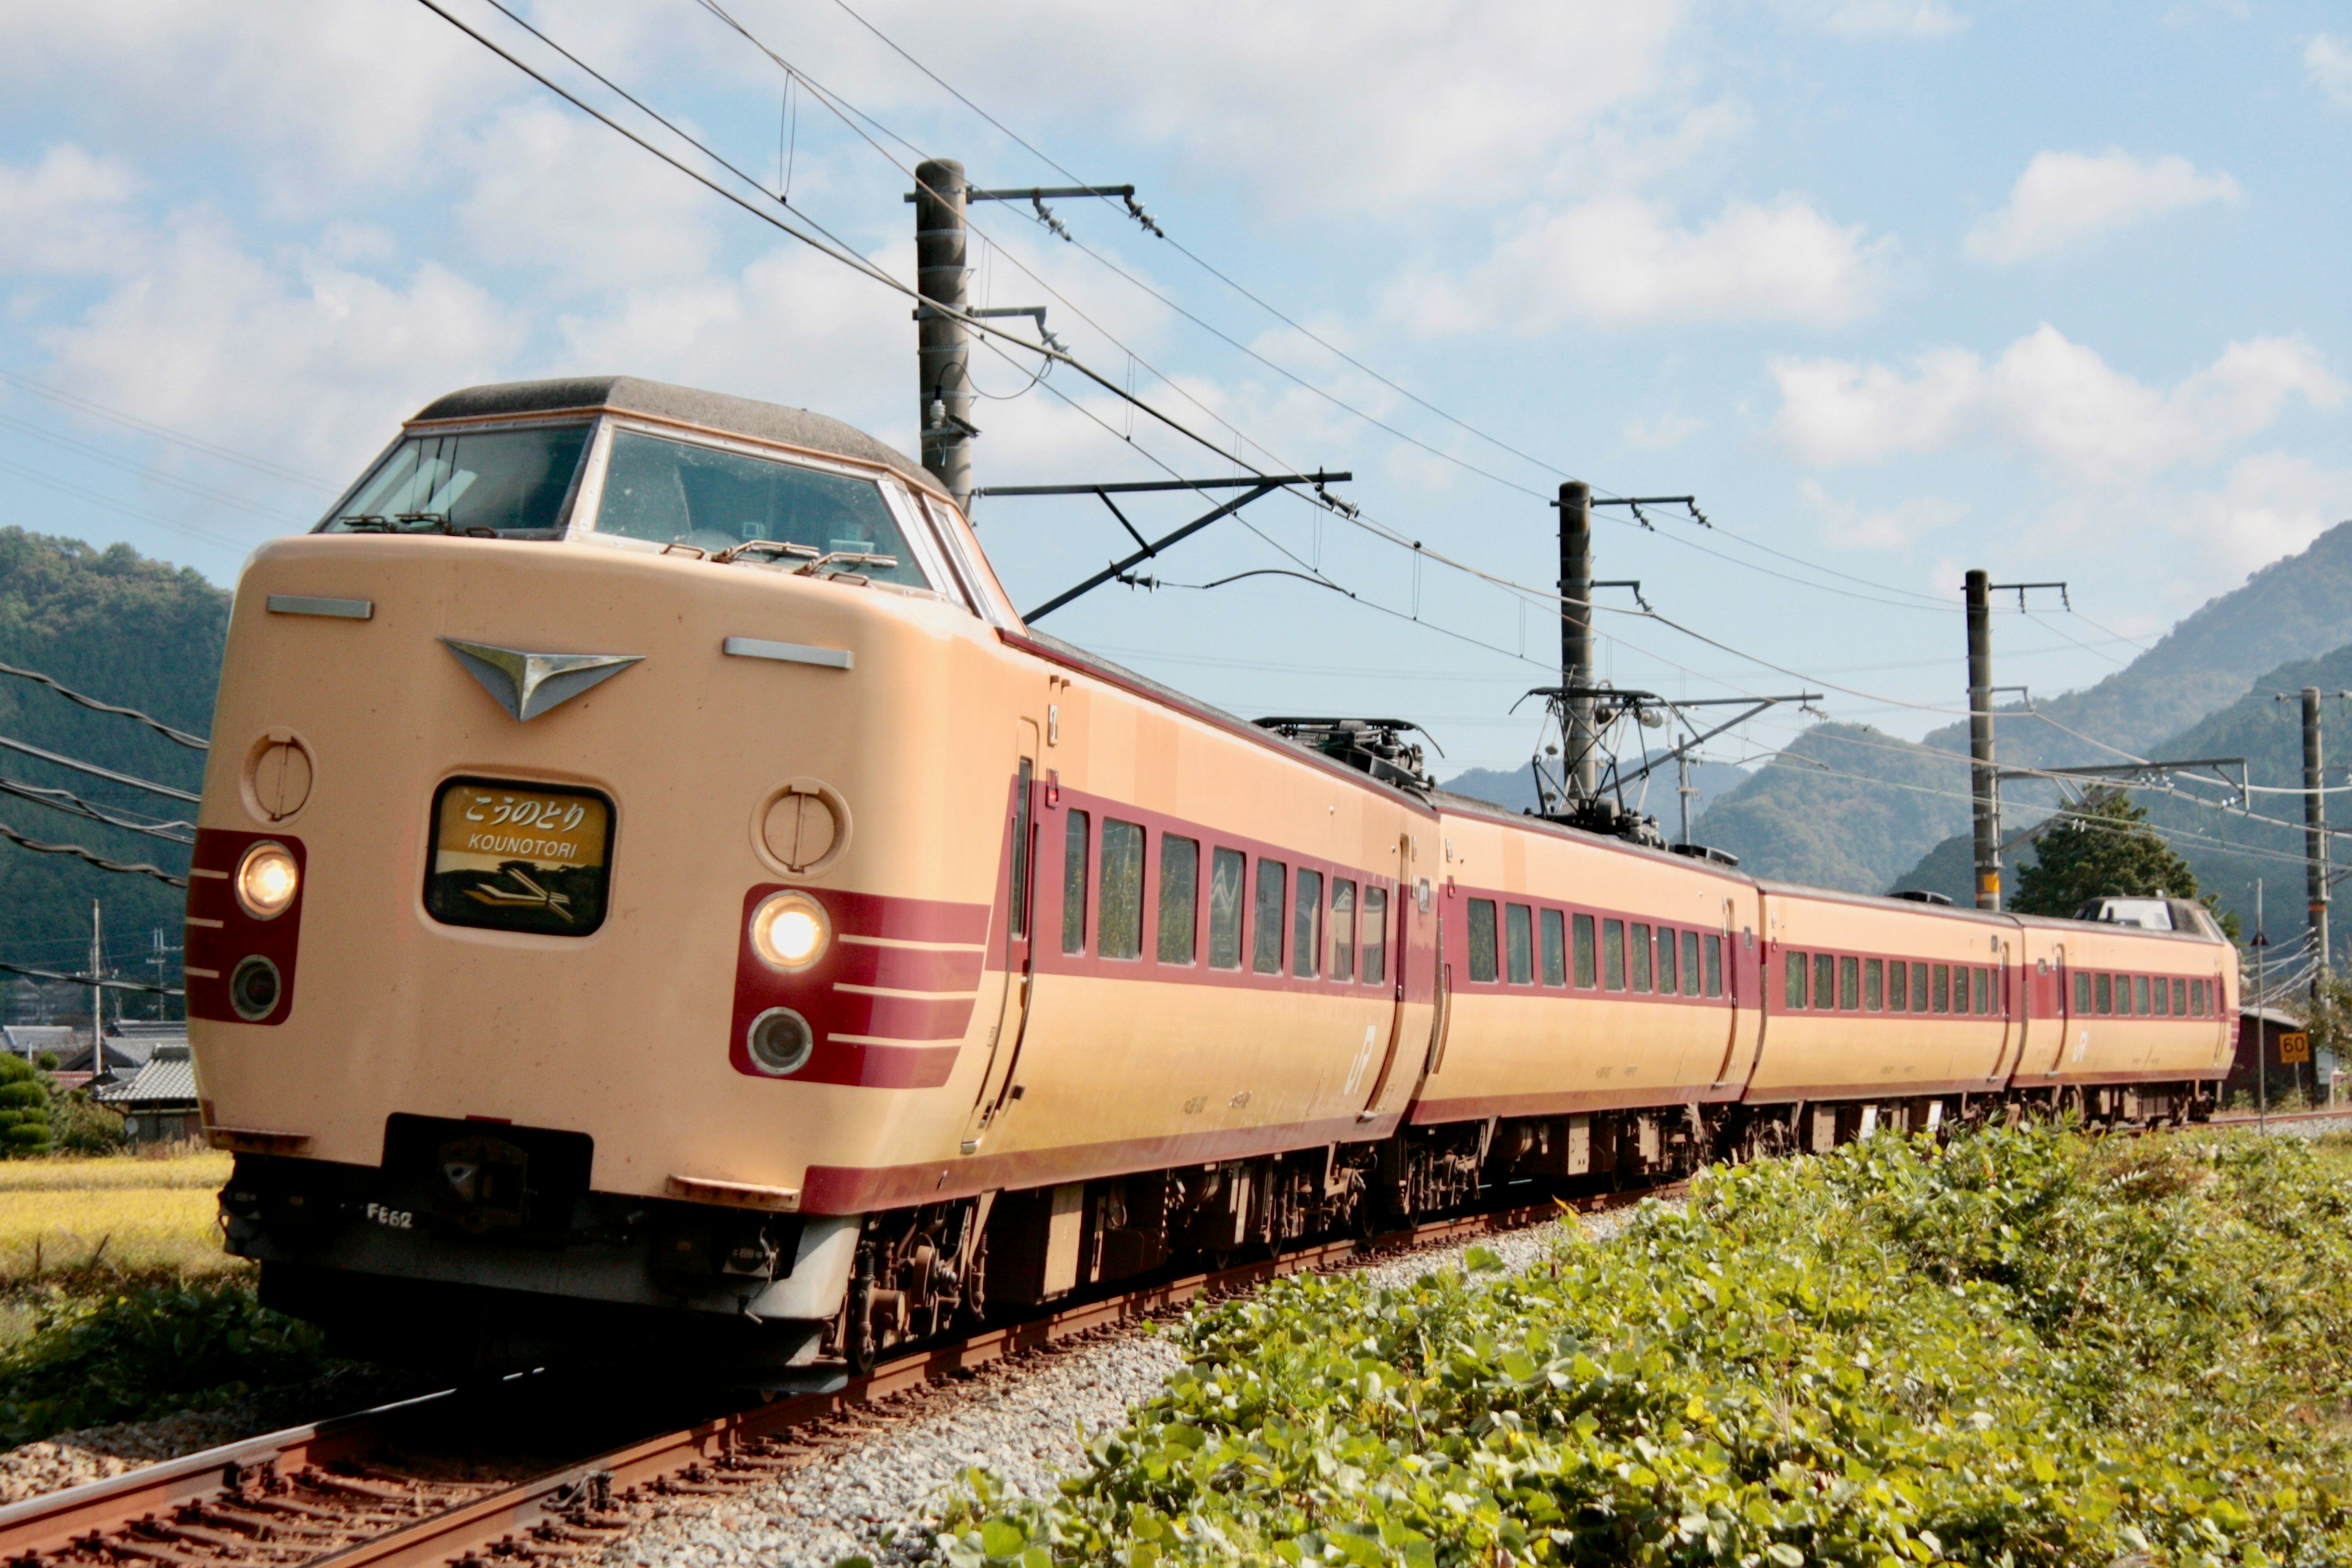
[48,1090,129,1155]
[0,1058,51,1158]
[0,1280,330,1446]
[941,1126,2352,1567]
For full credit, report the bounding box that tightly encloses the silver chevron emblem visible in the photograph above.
[440,638,643,722]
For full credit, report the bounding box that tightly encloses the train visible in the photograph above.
[187,375,2239,1379]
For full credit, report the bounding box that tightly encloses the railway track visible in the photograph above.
[0,1193,1640,1568]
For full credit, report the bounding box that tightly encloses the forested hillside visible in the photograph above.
[0,529,226,1012]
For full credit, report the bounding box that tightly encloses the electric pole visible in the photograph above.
[1966,570,1999,910]
[1559,481,1597,801]
[912,159,973,513]
[2302,686,2329,990]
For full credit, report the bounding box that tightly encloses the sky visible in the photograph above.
[0,0,2346,783]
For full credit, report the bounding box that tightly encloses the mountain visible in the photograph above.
[0,529,227,1019]
[1691,519,2352,892]
[1439,760,1750,830]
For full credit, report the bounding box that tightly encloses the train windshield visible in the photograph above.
[591,428,930,588]
[320,424,592,535]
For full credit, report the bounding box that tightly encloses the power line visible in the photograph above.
[0,733,200,804]
[0,775,195,844]
[0,818,186,888]
[0,660,208,750]
[0,957,181,998]
[0,369,333,490]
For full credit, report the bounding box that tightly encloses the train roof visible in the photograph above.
[407,376,946,499]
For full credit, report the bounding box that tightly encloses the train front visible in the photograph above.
[190,377,1017,1376]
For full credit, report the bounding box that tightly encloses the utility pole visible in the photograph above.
[1559,481,1597,801]
[88,899,104,1044]
[1676,746,1697,848]
[1966,570,1999,911]
[913,158,973,513]
[2302,686,2330,990]
[2254,879,2269,1133]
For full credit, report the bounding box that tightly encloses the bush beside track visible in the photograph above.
[940,1125,2352,1567]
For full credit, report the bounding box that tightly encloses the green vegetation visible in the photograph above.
[2006,790,2237,938]
[943,1126,2352,1567]
[0,1058,50,1156]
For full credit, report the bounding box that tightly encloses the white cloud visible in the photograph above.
[1771,325,2345,483]
[2173,453,2352,576]
[1798,478,1964,548]
[1625,412,1706,450]
[1966,151,2238,263]
[1393,194,1892,333]
[0,146,143,275]
[1781,0,1967,39]
[2309,35,2352,110]
[457,106,722,295]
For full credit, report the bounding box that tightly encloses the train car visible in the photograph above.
[192,375,2240,1380]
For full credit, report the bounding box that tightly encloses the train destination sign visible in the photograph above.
[424,777,615,936]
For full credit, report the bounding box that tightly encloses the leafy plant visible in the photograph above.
[48,1088,129,1155]
[0,1057,52,1158]
[940,1126,2352,1567]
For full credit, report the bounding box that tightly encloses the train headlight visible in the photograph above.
[235,841,300,920]
[745,1007,815,1076]
[749,889,829,971]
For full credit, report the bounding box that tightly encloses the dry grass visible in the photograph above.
[0,1148,238,1289]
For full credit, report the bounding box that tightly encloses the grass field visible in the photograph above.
[0,1149,235,1287]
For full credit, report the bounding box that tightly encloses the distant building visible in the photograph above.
[93,1041,200,1143]
[2225,1006,2328,1107]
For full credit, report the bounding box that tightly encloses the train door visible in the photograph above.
[1993,939,2018,1080]
[1702,895,1747,1088]
[963,734,1040,1148]
[1355,835,1427,1121]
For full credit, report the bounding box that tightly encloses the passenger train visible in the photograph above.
[188,377,2239,1377]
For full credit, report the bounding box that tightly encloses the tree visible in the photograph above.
[2008,789,2240,938]
[0,1056,51,1157]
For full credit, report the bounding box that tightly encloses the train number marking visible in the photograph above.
[1182,1096,1206,1115]
[1341,1025,1378,1097]
[365,1203,416,1230]
[1228,1090,1252,1109]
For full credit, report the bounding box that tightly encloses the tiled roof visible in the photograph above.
[95,1044,198,1109]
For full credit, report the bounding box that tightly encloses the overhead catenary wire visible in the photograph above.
[0,957,182,998]
[0,661,208,750]
[0,734,201,804]
[0,775,195,844]
[0,818,186,888]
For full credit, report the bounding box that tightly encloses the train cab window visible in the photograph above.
[1541,909,1567,987]
[323,423,592,536]
[1158,835,1199,965]
[1362,886,1387,985]
[2173,978,2188,1014]
[1208,848,1245,970]
[1506,903,1534,985]
[1838,956,1861,1011]
[2153,974,2170,1016]
[1098,819,1145,960]
[2095,973,2114,1015]
[1886,959,1905,1011]
[1467,899,1499,984]
[1253,860,1286,974]
[1682,931,1702,997]
[1061,811,1090,955]
[1331,880,1357,982]
[1630,924,1655,993]
[2133,974,2150,1016]
[1574,914,1599,989]
[1703,934,1724,998]
[2075,972,2092,1015]
[1656,927,1679,995]
[1785,951,1808,1008]
[1603,919,1627,990]
[1932,963,1951,1014]
[1292,870,1322,978]
[1973,968,1991,1015]
[593,429,932,587]
[1910,962,1929,1012]
[1814,954,1837,1012]
[1864,959,1884,1011]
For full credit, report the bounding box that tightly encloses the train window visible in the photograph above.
[1814,954,1836,1012]
[2075,972,2091,1015]
[1838,956,1860,1011]
[1541,910,1567,987]
[1574,914,1599,989]
[1506,904,1534,985]
[2192,979,2207,1016]
[1292,870,1322,978]
[1208,848,1245,970]
[1703,934,1723,998]
[2095,973,2113,1015]
[2153,973,2169,1016]
[1785,951,1807,1008]
[1362,887,1387,985]
[1603,919,1627,990]
[1009,760,1032,940]
[1061,811,1090,956]
[1681,931,1701,996]
[1468,899,1499,984]
[1886,959,1905,1011]
[324,423,592,535]
[1253,860,1286,975]
[1910,962,1928,1013]
[1864,959,1883,1011]
[1158,835,1199,965]
[1630,924,1654,993]
[2133,974,2150,1016]
[1932,964,1950,1014]
[1973,968,1991,1015]
[1656,927,1679,994]
[593,429,930,587]
[1098,820,1145,960]
[2173,978,2188,1014]
[1331,880,1357,982]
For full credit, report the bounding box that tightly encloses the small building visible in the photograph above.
[93,1042,201,1144]
[2223,1006,2329,1109]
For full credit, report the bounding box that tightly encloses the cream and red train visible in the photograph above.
[189,377,2238,1377]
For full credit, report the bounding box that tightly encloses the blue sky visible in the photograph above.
[1,0,2346,779]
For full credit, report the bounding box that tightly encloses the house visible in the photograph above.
[92,1042,201,1144]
